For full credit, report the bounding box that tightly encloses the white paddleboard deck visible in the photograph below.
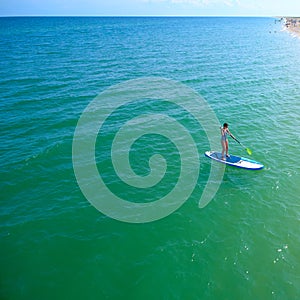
[205,151,264,170]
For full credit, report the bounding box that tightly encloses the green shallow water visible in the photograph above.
[1,17,300,299]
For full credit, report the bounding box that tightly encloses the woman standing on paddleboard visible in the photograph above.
[220,123,234,160]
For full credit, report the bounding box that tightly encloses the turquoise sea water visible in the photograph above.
[1,17,300,299]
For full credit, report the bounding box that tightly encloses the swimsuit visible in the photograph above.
[221,129,228,141]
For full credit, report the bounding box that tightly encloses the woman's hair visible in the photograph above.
[223,123,228,128]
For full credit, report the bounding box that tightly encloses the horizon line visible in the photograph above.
[0,15,284,18]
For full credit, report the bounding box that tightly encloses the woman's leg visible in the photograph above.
[225,140,229,156]
[221,140,226,159]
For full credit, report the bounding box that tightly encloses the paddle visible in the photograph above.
[229,134,252,155]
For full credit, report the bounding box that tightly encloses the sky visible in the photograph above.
[1,0,300,16]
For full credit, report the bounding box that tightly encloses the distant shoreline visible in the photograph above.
[282,17,300,38]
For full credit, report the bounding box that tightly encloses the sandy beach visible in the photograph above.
[283,17,300,38]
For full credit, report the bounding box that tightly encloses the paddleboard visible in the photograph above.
[205,151,264,170]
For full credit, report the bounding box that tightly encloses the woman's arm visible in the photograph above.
[228,130,236,140]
